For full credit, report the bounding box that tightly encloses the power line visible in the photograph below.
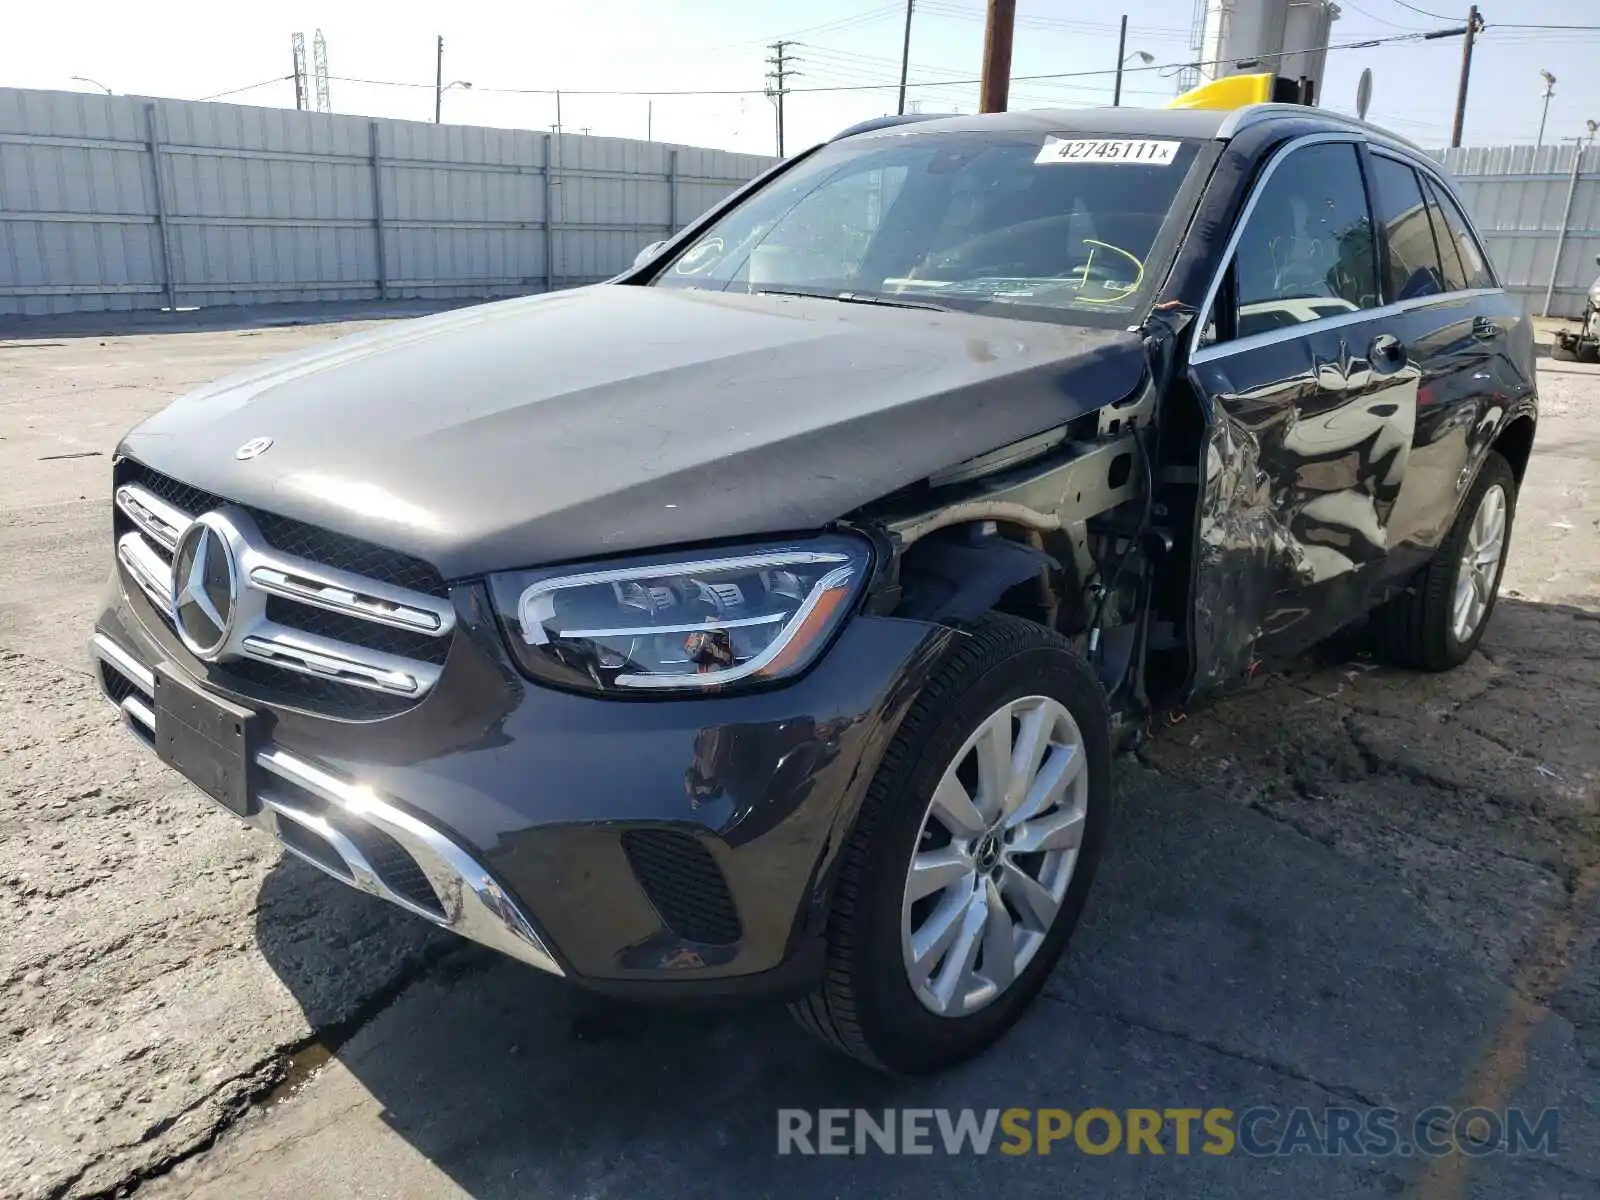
[1340,0,1429,31]
[915,0,1191,39]
[314,28,1460,106]
[1387,0,1455,18]
[712,4,904,52]
[198,75,294,102]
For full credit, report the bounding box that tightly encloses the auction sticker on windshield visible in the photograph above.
[1035,138,1180,165]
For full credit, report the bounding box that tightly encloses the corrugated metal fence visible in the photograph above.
[0,87,773,317]
[1438,143,1600,319]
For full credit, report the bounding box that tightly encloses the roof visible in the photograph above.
[839,103,1426,157]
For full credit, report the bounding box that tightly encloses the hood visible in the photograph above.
[122,286,1145,578]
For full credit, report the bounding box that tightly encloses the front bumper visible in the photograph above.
[93,577,952,998]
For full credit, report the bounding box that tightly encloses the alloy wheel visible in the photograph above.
[1452,482,1507,644]
[900,695,1089,1017]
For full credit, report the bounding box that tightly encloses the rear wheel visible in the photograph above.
[1371,451,1516,671]
[789,614,1111,1074]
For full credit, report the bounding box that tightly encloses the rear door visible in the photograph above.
[1185,135,1422,691]
[1372,158,1518,558]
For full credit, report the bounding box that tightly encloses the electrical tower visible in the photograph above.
[313,30,332,113]
[765,41,801,158]
[291,32,308,111]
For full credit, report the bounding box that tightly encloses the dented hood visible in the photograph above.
[122,285,1145,578]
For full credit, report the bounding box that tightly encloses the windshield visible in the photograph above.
[652,130,1202,324]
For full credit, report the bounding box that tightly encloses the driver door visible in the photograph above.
[1186,137,1422,691]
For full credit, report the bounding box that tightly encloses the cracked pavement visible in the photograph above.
[1,314,1596,1200]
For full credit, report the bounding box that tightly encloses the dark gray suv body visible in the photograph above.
[93,102,1536,1073]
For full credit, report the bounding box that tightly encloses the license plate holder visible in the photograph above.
[154,664,259,816]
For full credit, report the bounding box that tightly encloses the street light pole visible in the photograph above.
[1536,69,1556,153]
[434,35,444,124]
[1115,45,1154,107]
[1114,16,1128,106]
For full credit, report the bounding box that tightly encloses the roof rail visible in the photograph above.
[1218,103,1428,155]
[829,113,952,140]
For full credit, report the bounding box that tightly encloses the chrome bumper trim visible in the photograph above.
[90,633,563,978]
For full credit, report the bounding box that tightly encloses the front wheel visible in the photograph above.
[789,614,1111,1074]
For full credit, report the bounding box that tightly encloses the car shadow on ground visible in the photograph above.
[248,597,1598,1198]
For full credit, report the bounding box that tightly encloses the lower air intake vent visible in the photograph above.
[621,830,743,946]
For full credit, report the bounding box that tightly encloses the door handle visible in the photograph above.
[1369,333,1406,370]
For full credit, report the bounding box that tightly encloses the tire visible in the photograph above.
[1551,338,1578,362]
[1370,451,1517,671]
[789,613,1112,1074]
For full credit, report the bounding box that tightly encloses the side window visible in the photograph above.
[1231,142,1379,339]
[1369,155,1447,302]
[1425,178,1495,290]
[1419,182,1470,292]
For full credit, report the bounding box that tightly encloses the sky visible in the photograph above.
[4,1,1599,155]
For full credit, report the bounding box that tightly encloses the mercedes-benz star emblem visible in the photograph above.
[235,436,273,460]
[170,518,239,659]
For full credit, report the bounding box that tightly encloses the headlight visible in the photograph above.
[489,535,872,695]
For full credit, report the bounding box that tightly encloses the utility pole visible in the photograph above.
[978,0,1016,113]
[434,35,444,124]
[1544,134,1585,316]
[1114,15,1129,107]
[291,33,308,111]
[1450,5,1481,149]
[1536,69,1556,153]
[766,41,800,157]
[897,0,916,115]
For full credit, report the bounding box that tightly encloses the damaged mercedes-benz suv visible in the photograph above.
[92,99,1536,1074]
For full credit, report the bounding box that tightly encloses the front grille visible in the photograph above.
[118,461,448,597]
[622,830,743,946]
[112,458,456,719]
[251,511,448,598]
[265,598,451,665]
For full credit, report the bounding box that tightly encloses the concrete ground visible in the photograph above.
[0,313,1596,1200]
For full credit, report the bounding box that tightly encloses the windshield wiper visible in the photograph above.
[753,287,953,313]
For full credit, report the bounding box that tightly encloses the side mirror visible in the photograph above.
[633,240,669,269]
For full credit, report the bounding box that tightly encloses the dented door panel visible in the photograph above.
[1188,312,1423,691]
